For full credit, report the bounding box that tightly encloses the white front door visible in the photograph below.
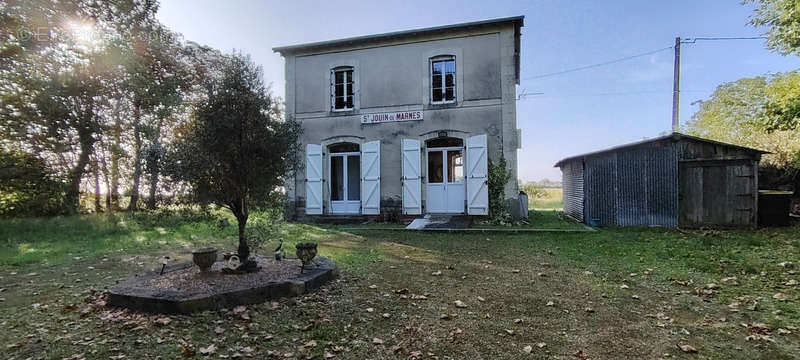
[329,152,360,214]
[426,147,465,214]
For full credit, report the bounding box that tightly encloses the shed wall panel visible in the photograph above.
[615,143,678,227]
[584,152,617,226]
[561,160,584,222]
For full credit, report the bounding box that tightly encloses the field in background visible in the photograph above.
[531,188,562,210]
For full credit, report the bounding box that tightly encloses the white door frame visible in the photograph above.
[426,146,465,214]
[328,151,361,214]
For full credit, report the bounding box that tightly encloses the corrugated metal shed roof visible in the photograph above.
[554,132,769,168]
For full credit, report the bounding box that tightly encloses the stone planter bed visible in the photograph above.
[108,255,337,314]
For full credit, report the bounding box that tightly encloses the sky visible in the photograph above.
[157,0,799,181]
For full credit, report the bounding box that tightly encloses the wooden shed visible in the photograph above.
[555,133,768,228]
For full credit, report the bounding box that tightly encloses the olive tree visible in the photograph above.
[168,52,300,266]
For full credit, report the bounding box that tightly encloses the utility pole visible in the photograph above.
[671,37,681,132]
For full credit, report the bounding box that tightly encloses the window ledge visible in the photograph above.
[425,102,459,110]
[329,109,358,116]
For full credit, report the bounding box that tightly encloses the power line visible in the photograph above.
[522,45,673,81]
[517,89,710,99]
[681,36,767,43]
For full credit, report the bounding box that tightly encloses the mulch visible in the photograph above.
[143,256,303,294]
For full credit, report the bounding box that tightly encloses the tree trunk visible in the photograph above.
[65,134,94,215]
[110,99,122,210]
[93,159,102,213]
[100,143,112,211]
[232,197,250,260]
[128,105,142,211]
[147,169,159,210]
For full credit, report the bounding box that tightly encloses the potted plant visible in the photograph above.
[192,247,218,271]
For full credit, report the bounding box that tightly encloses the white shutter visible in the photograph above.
[305,144,323,215]
[401,139,422,215]
[360,140,380,215]
[466,134,489,215]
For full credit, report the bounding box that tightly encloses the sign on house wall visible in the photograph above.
[361,111,423,124]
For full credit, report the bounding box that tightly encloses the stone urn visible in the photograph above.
[295,242,318,273]
[192,248,217,272]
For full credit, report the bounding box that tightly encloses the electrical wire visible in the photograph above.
[522,45,673,81]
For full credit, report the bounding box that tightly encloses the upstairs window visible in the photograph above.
[430,56,455,104]
[331,67,354,111]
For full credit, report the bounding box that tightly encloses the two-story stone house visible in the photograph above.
[273,16,523,218]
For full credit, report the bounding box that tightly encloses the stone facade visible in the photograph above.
[274,17,523,218]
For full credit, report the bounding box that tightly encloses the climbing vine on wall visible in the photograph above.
[487,156,511,224]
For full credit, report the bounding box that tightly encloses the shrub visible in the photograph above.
[487,156,511,224]
[0,150,65,217]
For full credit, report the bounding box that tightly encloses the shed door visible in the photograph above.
[402,139,422,215]
[360,140,380,215]
[305,144,323,215]
[466,134,489,215]
[679,160,756,227]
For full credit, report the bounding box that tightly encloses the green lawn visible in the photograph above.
[1,212,799,359]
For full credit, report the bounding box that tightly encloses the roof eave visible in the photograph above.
[272,16,524,55]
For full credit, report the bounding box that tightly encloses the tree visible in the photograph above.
[746,1,800,130]
[685,73,800,167]
[747,0,800,56]
[168,53,300,267]
[763,71,800,131]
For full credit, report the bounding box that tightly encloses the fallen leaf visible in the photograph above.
[504,329,514,335]
[523,345,532,354]
[372,337,384,345]
[324,352,336,359]
[477,296,485,302]
[431,271,442,276]
[199,344,217,356]
[536,343,546,348]
[620,284,629,289]
[366,308,374,313]
[773,293,789,301]
[454,300,468,308]
[511,269,520,273]
[368,285,378,289]
[214,326,225,334]
[382,313,391,319]
[154,317,171,326]
[678,344,697,353]
[546,301,554,306]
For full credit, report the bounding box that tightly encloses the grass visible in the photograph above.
[472,210,589,230]
[531,188,562,210]
[1,212,799,359]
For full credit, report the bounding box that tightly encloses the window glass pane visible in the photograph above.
[445,87,454,101]
[335,97,345,109]
[345,96,353,109]
[330,156,343,201]
[345,70,352,84]
[445,60,455,74]
[432,89,443,102]
[428,152,443,183]
[335,83,344,97]
[335,71,344,84]
[447,150,463,183]
[347,155,360,201]
[346,81,354,96]
[445,72,454,88]
[329,142,359,153]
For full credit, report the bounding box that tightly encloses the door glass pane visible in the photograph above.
[330,156,343,201]
[428,152,443,183]
[347,155,360,201]
[447,150,463,183]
